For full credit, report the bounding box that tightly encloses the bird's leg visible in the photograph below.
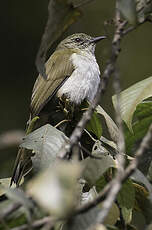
[58,95,72,118]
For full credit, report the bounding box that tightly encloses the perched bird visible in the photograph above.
[11,33,106,186]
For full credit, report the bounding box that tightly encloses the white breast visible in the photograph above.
[57,51,100,104]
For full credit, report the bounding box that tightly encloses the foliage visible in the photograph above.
[1,0,152,230]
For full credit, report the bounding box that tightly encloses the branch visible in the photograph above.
[73,4,152,220]
[75,124,152,217]
[94,10,126,225]
[4,2,152,228]
[11,217,53,230]
[0,203,21,220]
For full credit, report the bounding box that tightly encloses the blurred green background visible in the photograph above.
[0,0,152,177]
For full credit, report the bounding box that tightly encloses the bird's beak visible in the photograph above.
[90,36,107,43]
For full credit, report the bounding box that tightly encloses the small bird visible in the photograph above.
[11,33,106,186]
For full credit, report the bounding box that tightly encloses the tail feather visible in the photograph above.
[11,148,32,187]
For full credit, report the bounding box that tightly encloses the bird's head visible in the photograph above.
[57,33,106,54]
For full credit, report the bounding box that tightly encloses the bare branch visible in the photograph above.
[0,203,21,220]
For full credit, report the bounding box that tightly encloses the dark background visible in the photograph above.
[1,0,152,177]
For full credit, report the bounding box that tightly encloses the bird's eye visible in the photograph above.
[75,38,83,42]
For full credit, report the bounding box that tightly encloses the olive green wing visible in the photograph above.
[31,49,75,117]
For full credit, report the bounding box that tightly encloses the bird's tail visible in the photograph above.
[10,147,33,187]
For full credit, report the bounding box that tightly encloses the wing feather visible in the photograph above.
[31,49,75,117]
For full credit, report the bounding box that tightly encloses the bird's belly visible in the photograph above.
[57,53,100,104]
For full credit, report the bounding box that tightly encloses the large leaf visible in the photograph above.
[27,161,82,218]
[20,124,69,171]
[125,102,152,154]
[103,202,120,226]
[112,76,152,131]
[86,111,102,139]
[96,105,119,142]
[117,179,135,224]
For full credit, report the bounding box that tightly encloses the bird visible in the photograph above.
[11,33,106,186]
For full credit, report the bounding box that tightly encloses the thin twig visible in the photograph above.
[123,16,152,35]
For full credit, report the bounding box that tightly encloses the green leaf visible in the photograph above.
[0,213,27,229]
[134,101,152,120]
[96,105,119,142]
[117,0,137,25]
[95,176,107,193]
[131,210,146,230]
[117,179,135,224]
[112,76,152,131]
[122,207,133,224]
[103,202,120,226]
[82,140,117,186]
[86,111,102,139]
[134,182,152,223]
[125,102,152,154]
[20,124,69,171]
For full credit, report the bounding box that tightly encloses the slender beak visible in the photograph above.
[90,36,107,43]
